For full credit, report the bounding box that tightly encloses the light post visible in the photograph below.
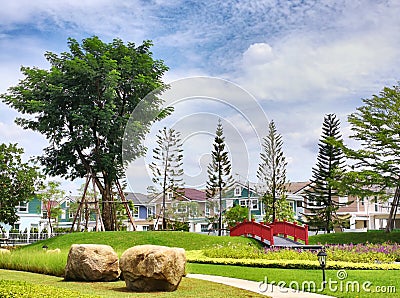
[317,248,327,288]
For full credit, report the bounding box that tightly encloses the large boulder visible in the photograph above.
[120,244,186,292]
[64,244,120,281]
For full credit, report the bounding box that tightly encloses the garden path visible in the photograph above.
[186,274,335,298]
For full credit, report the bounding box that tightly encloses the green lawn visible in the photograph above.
[187,263,399,298]
[0,269,265,298]
[2,230,400,297]
[309,230,400,245]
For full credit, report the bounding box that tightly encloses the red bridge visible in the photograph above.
[230,219,308,246]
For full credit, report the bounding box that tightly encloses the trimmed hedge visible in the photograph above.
[187,250,400,270]
[0,280,100,298]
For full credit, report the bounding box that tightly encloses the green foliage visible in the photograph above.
[37,181,65,234]
[304,114,347,232]
[223,205,249,228]
[0,280,100,298]
[343,84,400,231]
[257,120,291,222]
[0,143,42,226]
[206,119,234,236]
[1,36,169,231]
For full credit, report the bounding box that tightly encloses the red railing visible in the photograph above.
[270,220,308,245]
[230,219,275,245]
[230,219,308,245]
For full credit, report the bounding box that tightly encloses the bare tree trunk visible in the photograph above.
[386,185,400,233]
[101,181,116,231]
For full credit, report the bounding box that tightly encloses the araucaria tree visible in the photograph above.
[257,120,293,222]
[206,119,234,236]
[304,114,347,233]
[2,36,168,231]
[149,127,184,230]
[344,84,400,232]
[38,181,65,235]
[0,143,42,228]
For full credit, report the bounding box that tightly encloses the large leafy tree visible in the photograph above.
[206,119,234,236]
[257,120,293,222]
[2,36,168,230]
[343,84,400,232]
[149,127,184,230]
[304,114,347,233]
[0,143,42,228]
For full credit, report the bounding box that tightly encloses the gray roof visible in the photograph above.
[125,193,153,205]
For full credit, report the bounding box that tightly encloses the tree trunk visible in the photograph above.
[386,185,400,233]
[101,181,116,231]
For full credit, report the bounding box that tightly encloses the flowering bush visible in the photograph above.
[203,241,400,264]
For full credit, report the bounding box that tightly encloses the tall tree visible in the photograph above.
[0,143,42,228]
[342,84,400,232]
[257,120,292,222]
[206,119,234,236]
[37,181,65,235]
[149,127,184,230]
[304,114,347,233]
[2,36,169,230]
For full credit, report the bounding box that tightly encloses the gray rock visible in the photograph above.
[120,244,186,292]
[64,244,120,281]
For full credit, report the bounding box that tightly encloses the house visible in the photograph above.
[0,197,43,234]
[223,181,263,222]
[294,181,400,231]
[125,193,156,231]
[148,188,217,233]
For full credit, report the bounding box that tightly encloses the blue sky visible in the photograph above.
[1,0,400,194]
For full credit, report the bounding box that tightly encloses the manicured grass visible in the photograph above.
[187,263,399,298]
[309,230,400,245]
[0,269,266,298]
[20,231,260,254]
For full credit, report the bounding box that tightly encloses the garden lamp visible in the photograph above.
[42,245,48,251]
[317,248,327,288]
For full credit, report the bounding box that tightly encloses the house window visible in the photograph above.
[205,204,210,216]
[167,192,173,201]
[239,199,258,210]
[147,206,155,218]
[132,207,139,218]
[142,225,149,231]
[61,210,66,220]
[289,201,295,212]
[16,201,28,212]
[201,224,209,232]
[234,187,241,196]
[69,211,75,219]
[65,200,70,208]
[296,201,303,208]
[374,197,378,212]
[360,197,365,205]
[339,197,348,204]
[176,204,187,214]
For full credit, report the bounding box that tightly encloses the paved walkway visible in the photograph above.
[186,274,334,298]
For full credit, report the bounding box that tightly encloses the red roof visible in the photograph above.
[181,188,207,201]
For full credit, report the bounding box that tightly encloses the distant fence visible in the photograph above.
[1,232,69,246]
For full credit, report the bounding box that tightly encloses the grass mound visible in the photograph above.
[21,231,260,254]
[309,230,400,245]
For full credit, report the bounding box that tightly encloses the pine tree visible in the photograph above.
[257,120,293,222]
[206,119,234,236]
[149,127,184,230]
[304,114,347,233]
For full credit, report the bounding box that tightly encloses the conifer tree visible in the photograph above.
[150,127,184,230]
[304,114,347,233]
[257,120,293,222]
[206,119,234,236]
